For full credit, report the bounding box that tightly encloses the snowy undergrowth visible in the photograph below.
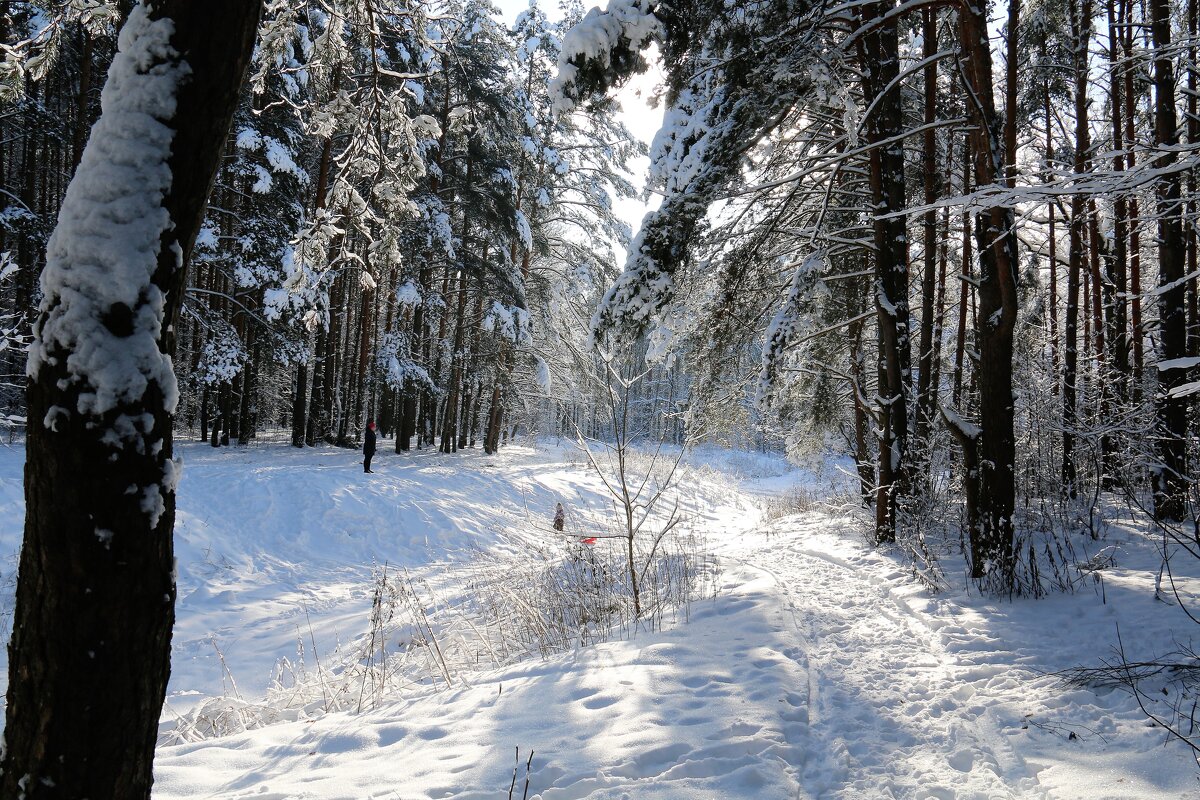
[791,469,1200,796]
[164,523,722,744]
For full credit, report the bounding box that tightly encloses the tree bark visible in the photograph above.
[1191,0,1200,372]
[292,361,308,447]
[1104,0,1131,486]
[295,130,334,448]
[958,0,1019,584]
[1124,0,1144,380]
[1150,0,1189,520]
[953,135,972,408]
[2,3,261,798]
[1062,0,1091,499]
[914,8,940,484]
[858,0,911,544]
[1045,79,1059,379]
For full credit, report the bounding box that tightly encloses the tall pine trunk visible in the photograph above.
[958,0,1020,584]
[1062,0,1091,499]
[914,8,940,483]
[2,3,260,797]
[1124,0,1145,381]
[859,0,911,544]
[1150,0,1190,520]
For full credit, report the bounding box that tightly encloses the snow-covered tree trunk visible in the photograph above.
[2,2,261,797]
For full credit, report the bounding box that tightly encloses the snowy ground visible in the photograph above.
[0,436,1197,797]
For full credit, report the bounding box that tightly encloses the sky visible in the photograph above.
[493,0,665,242]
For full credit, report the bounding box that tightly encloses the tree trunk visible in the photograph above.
[914,8,940,484]
[468,384,483,448]
[849,314,876,504]
[1124,1,1144,381]
[72,29,92,172]
[484,353,505,455]
[1191,0,1200,374]
[237,334,258,444]
[1044,79,1060,380]
[219,383,231,446]
[200,386,209,442]
[354,275,375,436]
[1189,0,1200,418]
[1104,0,1131,487]
[858,0,911,544]
[398,292,423,451]
[294,125,334,448]
[1150,0,1189,520]
[306,325,327,446]
[953,136,972,408]
[2,3,260,798]
[1063,0,1091,499]
[958,0,1019,585]
[440,267,469,454]
[292,361,308,447]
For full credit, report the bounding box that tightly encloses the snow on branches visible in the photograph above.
[549,0,662,115]
[576,1,835,348]
[757,251,826,407]
[484,301,533,346]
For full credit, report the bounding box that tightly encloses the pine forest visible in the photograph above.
[0,0,1197,797]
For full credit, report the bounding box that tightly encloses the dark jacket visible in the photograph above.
[364,427,377,455]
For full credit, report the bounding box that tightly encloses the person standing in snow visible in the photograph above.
[364,420,377,473]
[553,502,565,531]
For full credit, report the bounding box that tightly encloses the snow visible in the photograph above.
[250,164,272,193]
[941,403,983,440]
[535,355,551,392]
[1158,356,1200,371]
[27,4,186,421]
[515,208,533,251]
[0,441,1194,796]
[1169,380,1200,398]
[395,279,421,306]
[263,137,305,181]
[549,0,663,115]
[484,301,533,345]
[235,127,262,150]
[758,251,826,403]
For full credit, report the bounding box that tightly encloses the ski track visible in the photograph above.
[733,520,1042,799]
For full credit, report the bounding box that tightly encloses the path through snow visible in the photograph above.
[741,521,1040,799]
[733,515,1200,799]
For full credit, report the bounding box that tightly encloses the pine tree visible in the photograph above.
[2,2,261,796]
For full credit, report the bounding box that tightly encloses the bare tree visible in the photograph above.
[575,350,686,620]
